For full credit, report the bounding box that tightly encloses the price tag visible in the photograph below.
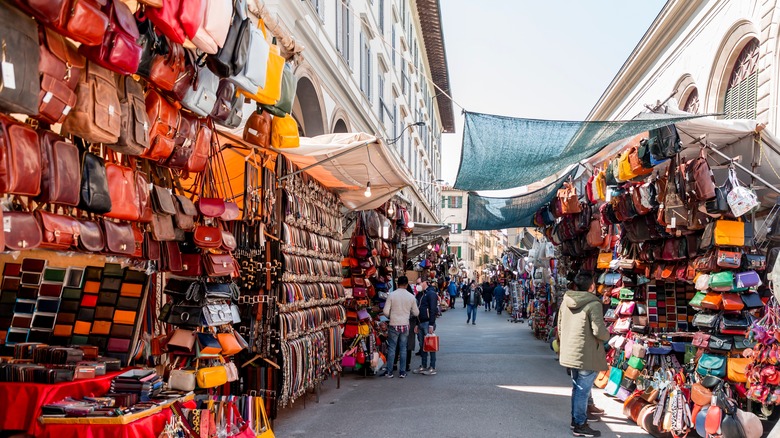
[108,105,115,115]
[671,216,676,228]
[42,92,53,103]
[3,216,10,232]
[2,62,16,90]
[247,128,258,136]
[62,106,71,116]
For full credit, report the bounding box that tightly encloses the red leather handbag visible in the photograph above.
[165,111,197,169]
[143,89,179,161]
[36,210,79,250]
[101,219,135,255]
[79,0,141,75]
[171,252,202,277]
[104,158,140,221]
[4,211,42,250]
[197,198,226,218]
[77,219,105,252]
[16,0,109,47]
[193,224,222,248]
[186,119,212,173]
[36,131,81,206]
[145,0,186,43]
[148,41,185,91]
[203,252,236,277]
[0,114,41,196]
[136,171,153,223]
[36,28,85,124]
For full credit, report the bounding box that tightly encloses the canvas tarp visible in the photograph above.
[453,111,706,191]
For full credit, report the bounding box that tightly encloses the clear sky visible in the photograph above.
[438,0,668,186]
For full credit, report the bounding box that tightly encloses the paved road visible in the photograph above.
[273,298,651,438]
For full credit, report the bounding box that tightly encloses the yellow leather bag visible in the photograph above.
[594,167,606,201]
[358,323,370,336]
[196,360,228,388]
[727,357,751,383]
[618,151,638,181]
[714,220,745,247]
[243,45,284,105]
[271,114,300,148]
[256,396,275,438]
[597,252,613,270]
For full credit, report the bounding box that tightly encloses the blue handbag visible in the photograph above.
[696,353,726,377]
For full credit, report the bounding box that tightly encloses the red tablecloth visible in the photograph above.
[36,408,173,438]
[0,370,122,434]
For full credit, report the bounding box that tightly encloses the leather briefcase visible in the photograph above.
[37,131,80,206]
[36,210,79,250]
[61,61,122,144]
[0,2,41,115]
[36,28,85,124]
[0,114,41,196]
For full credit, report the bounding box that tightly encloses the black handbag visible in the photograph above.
[206,0,249,78]
[705,186,729,215]
[78,150,112,214]
[732,335,756,350]
[707,335,733,352]
[741,292,764,309]
[0,1,40,115]
[648,124,682,160]
[164,278,202,301]
[720,312,750,332]
[205,282,239,300]
[135,12,169,78]
[166,302,203,327]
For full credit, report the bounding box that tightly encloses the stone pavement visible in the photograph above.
[273,298,651,438]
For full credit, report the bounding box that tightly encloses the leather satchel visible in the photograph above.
[230,16,269,95]
[185,119,211,173]
[102,219,135,255]
[0,115,41,196]
[79,0,141,75]
[16,0,108,47]
[114,75,150,155]
[36,210,79,250]
[143,89,179,161]
[685,149,716,202]
[204,252,236,277]
[152,185,177,215]
[4,211,42,250]
[198,198,226,218]
[221,229,237,251]
[191,0,232,54]
[691,383,712,406]
[0,2,40,115]
[206,0,250,78]
[194,225,223,248]
[77,219,105,252]
[243,107,272,147]
[174,195,198,230]
[78,151,112,214]
[167,328,196,352]
[36,131,80,206]
[61,61,122,144]
[151,213,176,241]
[104,159,140,221]
[36,28,85,124]
[163,111,196,168]
[148,40,185,91]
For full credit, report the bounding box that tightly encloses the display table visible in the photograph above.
[36,407,173,438]
[0,370,123,434]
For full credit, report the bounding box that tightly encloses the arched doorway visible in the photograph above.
[294,77,325,137]
[333,119,348,133]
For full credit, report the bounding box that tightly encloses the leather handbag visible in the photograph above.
[191,0,232,54]
[4,211,42,250]
[174,195,198,230]
[102,219,135,255]
[244,107,272,147]
[185,119,211,173]
[692,313,720,332]
[194,224,223,248]
[16,0,108,47]
[36,210,79,250]
[242,41,284,104]
[741,292,764,309]
[203,252,236,277]
[700,292,723,310]
[151,213,176,241]
[745,254,767,271]
[263,62,297,116]
[146,0,187,44]
[78,150,112,214]
[720,313,749,334]
[708,335,733,352]
[198,198,226,217]
[692,332,710,348]
[168,370,196,391]
[36,132,80,206]
[735,270,760,288]
[714,220,746,247]
[61,61,122,144]
[168,328,196,352]
[79,0,141,75]
[207,0,250,78]
[211,79,242,125]
[148,41,185,91]
[177,50,220,117]
[196,332,222,356]
[104,158,140,221]
[0,115,41,196]
[230,15,269,95]
[220,229,237,251]
[0,2,41,115]
[727,358,750,383]
[36,28,85,124]
[114,75,150,155]
[143,89,179,161]
[691,383,712,406]
[151,185,177,215]
[722,293,744,311]
[697,353,727,377]
[196,361,227,388]
[165,111,197,168]
[135,14,167,78]
[217,332,243,356]
[170,252,203,277]
[709,271,734,291]
[685,150,716,201]
[77,219,105,252]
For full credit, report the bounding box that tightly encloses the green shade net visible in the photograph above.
[466,168,578,231]
[453,111,706,191]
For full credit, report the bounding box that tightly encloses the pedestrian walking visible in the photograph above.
[461,281,469,308]
[465,281,482,325]
[413,279,438,376]
[493,281,505,315]
[447,278,458,309]
[558,271,609,437]
[404,283,419,372]
[382,276,419,379]
[481,281,492,311]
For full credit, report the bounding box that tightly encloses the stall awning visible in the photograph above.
[453,111,706,191]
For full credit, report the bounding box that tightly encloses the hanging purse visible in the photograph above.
[78,219,105,252]
[0,2,40,115]
[113,75,150,155]
[697,353,727,377]
[685,149,716,201]
[700,292,723,311]
[178,50,220,118]
[4,211,41,250]
[36,131,80,206]
[165,111,197,169]
[79,0,141,75]
[244,107,272,147]
[207,0,250,78]
[191,0,232,54]
[145,0,187,44]
[16,0,108,47]
[263,62,297,116]
[103,154,140,221]
[102,219,135,256]
[148,41,185,91]
[716,250,742,269]
[143,89,179,161]
[0,114,41,196]
[211,79,243,126]
[230,16,270,94]
[61,61,122,144]
[242,40,284,104]
[36,209,79,250]
[174,195,198,231]
[36,28,85,124]
[78,149,112,214]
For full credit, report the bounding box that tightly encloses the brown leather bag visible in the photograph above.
[36,28,85,124]
[185,119,211,173]
[203,252,236,277]
[685,149,716,202]
[165,111,197,169]
[0,2,41,115]
[4,211,42,250]
[221,229,237,252]
[194,224,222,248]
[15,0,109,47]
[691,383,712,406]
[61,61,122,144]
[103,155,140,221]
[243,108,272,147]
[114,75,150,155]
[152,185,177,215]
[36,131,81,206]
[151,213,176,241]
[36,210,79,250]
[77,218,105,252]
[149,41,185,91]
[174,195,197,231]
[0,114,41,196]
[557,182,581,215]
[136,170,153,224]
[102,219,135,255]
[143,89,179,161]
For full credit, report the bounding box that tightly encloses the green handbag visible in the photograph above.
[689,291,707,308]
[619,288,635,300]
[627,356,645,371]
[709,271,734,291]
[697,353,726,377]
[262,62,296,116]
[604,365,624,396]
[611,297,620,306]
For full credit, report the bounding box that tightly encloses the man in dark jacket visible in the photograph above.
[413,279,438,376]
[493,281,506,315]
[481,281,493,311]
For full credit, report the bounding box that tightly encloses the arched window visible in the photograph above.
[723,38,759,119]
[682,88,700,114]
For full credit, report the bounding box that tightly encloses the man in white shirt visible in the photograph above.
[382,276,420,378]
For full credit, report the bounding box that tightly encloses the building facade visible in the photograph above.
[264,0,455,224]
[588,1,780,130]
